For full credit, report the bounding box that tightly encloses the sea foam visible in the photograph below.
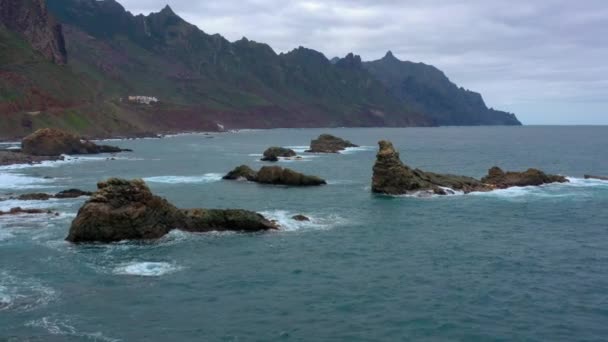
[261,210,347,232]
[113,262,182,277]
[143,173,223,184]
[0,172,54,190]
[26,317,120,342]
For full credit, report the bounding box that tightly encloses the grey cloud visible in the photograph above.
[117,0,608,124]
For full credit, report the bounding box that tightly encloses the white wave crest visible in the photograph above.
[0,172,54,190]
[341,146,376,154]
[261,210,347,232]
[143,173,223,184]
[285,145,310,153]
[0,271,57,312]
[113,262,182,277]
[26,317,120,342]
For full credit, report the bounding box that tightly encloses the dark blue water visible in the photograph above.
[1,126,607,341]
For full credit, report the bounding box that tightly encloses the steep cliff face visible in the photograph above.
[0,0,67,64]
[364,52,521,126]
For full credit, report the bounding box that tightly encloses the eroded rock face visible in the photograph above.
[481,167,568,189]
[372,140,568,196]
[66,178,277,243]
[0,0,68,64]
[261,147,297,162]
[67,179,182,243]
[224,165,326,186]
[181,209,277,232]
[306,134,358,153]
[21,128,129,156]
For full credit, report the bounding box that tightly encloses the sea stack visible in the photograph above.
[306,134,358,153]
[261,147,297,162]
[372,140,569,196]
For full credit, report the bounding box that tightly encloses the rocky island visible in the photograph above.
[224,165,326,186]
[0,128,130,167]
[66,178,278,243]
[261,147,297,162]
[372,140,568,196]
[306,134,358,153]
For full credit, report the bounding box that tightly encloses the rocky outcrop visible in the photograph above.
[481,167,568,189]
[224,165,326,186]
[181,209,277,233]
[21,128,130,156]
[372,140,568,196]
[66,178,277,243]
[0,207,55,216]
[15,189,92,201]
[0,151,64,166]
[222,165,257,181]
[0,0,67,64]
[261,147,297,162]
[584,175,608,181]
[306,134,358,153]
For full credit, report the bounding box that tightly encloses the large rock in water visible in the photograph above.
[372,140,487,195]
[481,167,568,188]
[224,165,327,186]
[21,128,129,156]
[261,147,297,162]
[66,178,277,243]
[67,179,183,243]
[306,134,358,153]
[372,140,569,196]
[181,209,277,232]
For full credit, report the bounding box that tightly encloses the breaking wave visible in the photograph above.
[0,271,57,312]
[113,262,182,277]
[341,146,376,154]
[0,172,54,190]
[143,173,223,184]
[26,316,120,342]
[261,210,347,232]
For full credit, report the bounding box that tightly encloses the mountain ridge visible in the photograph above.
[0,0,520,139]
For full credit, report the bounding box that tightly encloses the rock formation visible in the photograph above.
[306,134,358,153]
[0,151,64,166]
[66,178,277,243]
[584,175,608,181]
[224,165,326,186]
[292,214,310,222]
[21,128,130,156]
[261,147,297,162]
[372,140,568,196]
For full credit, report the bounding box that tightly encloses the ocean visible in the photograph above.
[1,126,607,341]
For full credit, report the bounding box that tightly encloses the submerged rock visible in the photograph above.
[292,214,310,222]
[54,189,93,199]
[306,134,358,153]
[66,178,277,243]
[372,140,568,196]
[261,147,297,162]
[0,207,53,216]
[584,175,608,181]
[224,165,326,186]
[0,151,64,167]
[481,167,568,188]
[21,128,131,156]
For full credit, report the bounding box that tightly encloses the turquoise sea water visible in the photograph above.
[0,126,607,341]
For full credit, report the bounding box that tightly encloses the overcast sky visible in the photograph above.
[117,0,607,125]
